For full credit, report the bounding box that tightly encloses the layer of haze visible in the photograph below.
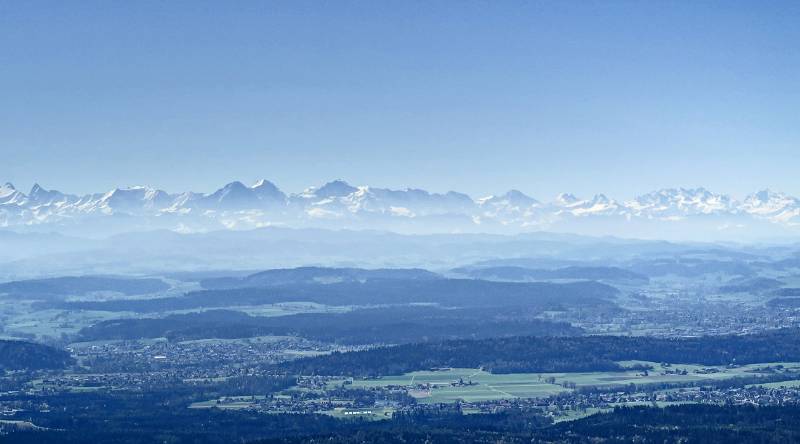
[2,1,798,199]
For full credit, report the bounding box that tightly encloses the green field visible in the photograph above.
[338,362,800,404]
[189,395,266,410]
[0,298,349,341]
[186,362,800,418]
[341,368,567,403]
[189,395,395,420]
[3,308,136,339]
[323,407,394,420]
[749,379,800,389]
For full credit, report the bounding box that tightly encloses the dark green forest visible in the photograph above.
[277,329,800,375]
[0,340,73,370]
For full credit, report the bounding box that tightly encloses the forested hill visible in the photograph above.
[276,329,800,376]
[0,340,73,370]
[0,276,169,299]
[253,405,800,444]
[58,279,619,313]
[201,267,441,290]
[452,266,648,283]
[77,306,583,344]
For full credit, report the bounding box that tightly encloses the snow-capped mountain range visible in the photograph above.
[2,180,800,239]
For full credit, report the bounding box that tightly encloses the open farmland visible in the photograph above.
[340,362,800,403]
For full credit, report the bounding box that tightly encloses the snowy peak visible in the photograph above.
[251,179,286,202]
[313,180,358,199]
[626,187,736,217]
[444,191,473,204]
[480,190,539,208]
[1,182,17,197]
[744,189,796,207]
[552,193,621,216]
[555,193,581,207]
[97,186,173,213]
[584,193,616,209]
[212,181,248,197]
[195,180,288,210]
[0,182,26,205]
[303,183,476,217]
[742,189,800,219]
[3,180,800,236]
[28,184,72,206]
[504,189,538,206]
[203,181,258,209]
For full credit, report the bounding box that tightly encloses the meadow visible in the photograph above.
[342,361,800,404]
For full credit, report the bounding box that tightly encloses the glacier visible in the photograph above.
[1,180,799,240]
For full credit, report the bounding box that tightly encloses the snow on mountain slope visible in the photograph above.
[296,181,475,219]
[251,179,287,202]
[98,187,174,213]
[624,187,737,219]
[479,190,538,208]
[2,180,800,237]
[27,184,75,207]
[0,183,17,199]
[0,183,27,206]
[476,190,546,228]
[553,193,622,216]
[742,190,800,225]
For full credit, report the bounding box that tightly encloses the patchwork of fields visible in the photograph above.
[341,361,800,404]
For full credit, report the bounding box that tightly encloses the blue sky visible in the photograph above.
[2,1,798,199]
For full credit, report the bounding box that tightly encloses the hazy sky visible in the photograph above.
[2,1,798,199]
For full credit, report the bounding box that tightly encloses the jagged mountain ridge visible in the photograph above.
[1,180,799,238]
